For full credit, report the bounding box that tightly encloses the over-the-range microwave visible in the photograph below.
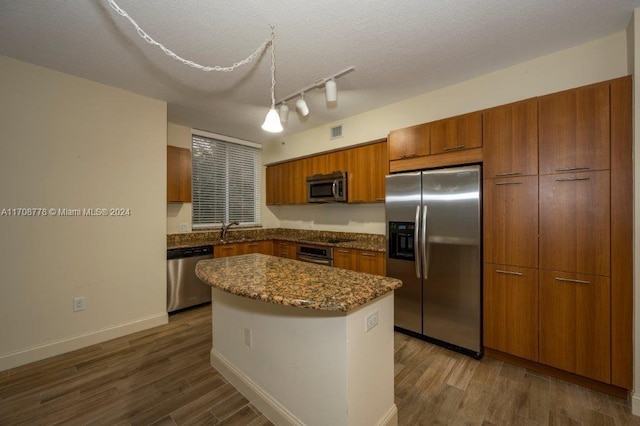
[306,171,347,203]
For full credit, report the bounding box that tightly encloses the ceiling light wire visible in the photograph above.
[107,0,273,72]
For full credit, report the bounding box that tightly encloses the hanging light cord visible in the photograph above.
[268,28,276,108]
[107,0,274,73]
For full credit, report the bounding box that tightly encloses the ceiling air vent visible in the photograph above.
[330,125,343,140]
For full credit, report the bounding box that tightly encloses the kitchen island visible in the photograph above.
[196,254,402,426]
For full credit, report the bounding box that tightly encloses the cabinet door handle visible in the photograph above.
[336,249,351,253]
[495,269,523,276]
[400,153,418,159]
[495,172,522,177]
[556,167,590,172]
[555,277,590,284]
[443,144,465,151]
[376,197,385,201]
[361,252,376,257]
[555,177,590,182]
[495,182,522,186]
[247,243,258,247]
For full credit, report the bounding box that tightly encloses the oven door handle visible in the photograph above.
[297,254,332,266]
[331,180,338,199]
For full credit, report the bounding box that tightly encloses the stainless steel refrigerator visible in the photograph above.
[386,165,481,358]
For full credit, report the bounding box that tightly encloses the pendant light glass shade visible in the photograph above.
[296,95,309,116]
[325,79,337,102]
[262,107,283,133]
[279,103,289,123]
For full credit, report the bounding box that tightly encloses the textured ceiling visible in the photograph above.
[0,0,638,143]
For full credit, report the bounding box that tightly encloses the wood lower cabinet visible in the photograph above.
[538,82,610,174]
[539,170,610,276]
[430,111,482,155]
[347,141,388,203]
[483,176,538,268]
[388,123,430,160]
[539,270,611,383]
[356,250,385,276]
[167,146,192,203]
[334,248,357,270]
[214,244,241,258]
[483,99,538,178]
[214,241,273,258]
[273,240,297,259]
[483,265,538,362]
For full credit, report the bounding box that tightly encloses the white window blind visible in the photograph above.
[191,133,261,228]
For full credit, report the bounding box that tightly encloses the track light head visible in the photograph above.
[325,79,337,103]
[296,94,309,116]
[279,103,289,123]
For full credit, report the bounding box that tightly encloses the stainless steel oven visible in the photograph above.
[296,243,334,266]
[306,171,347,203]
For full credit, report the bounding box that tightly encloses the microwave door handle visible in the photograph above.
[414,205,421,279]
[331,180,338,199]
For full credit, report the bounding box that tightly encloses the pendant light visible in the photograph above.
[261,30,283,133]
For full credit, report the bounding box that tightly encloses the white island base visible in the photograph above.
[209,288,398,426]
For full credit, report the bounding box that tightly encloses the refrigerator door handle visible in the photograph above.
[421,203,429,280]
[414,205,421,278]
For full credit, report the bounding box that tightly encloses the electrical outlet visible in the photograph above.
[244,328,252,347]
[73,297,86,312]
[365,311,378,332]
[179,223,189,232]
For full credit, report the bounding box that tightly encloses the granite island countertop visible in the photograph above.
[195,253,402,312]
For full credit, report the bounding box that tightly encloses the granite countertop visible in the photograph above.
[195,253,402,312]
[168,228,386,252]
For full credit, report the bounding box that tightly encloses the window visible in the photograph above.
[191,130,261,229]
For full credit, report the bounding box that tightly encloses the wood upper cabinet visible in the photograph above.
[347,141,388,203]
[539,170,610,276]
[538,82,610,174]
[539,270,611,383]
[483,265,538,362]
[430,111,482,155]
[167,146,192,203]
[309,151,347,176]
[388,124,430,160]
[266,159,308,205]
[483,100,538,178]
[356,250,385,276]
[334,248,357,271]
[483,176,538,268]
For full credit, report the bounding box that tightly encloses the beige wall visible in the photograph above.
[262,31,630,235]
[167,122,192,234]
[0,56,168,371]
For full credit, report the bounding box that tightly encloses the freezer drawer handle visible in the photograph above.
[414,205,421,279]
[442,144,465,151]
[555,177,591,182]
[495,269,523,276]
[495,171,522,176]
[556,167,590,172]
[495,181,523,186]
[555,277,590,284]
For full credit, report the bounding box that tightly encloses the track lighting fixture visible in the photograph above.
[296,93,310,116]
[279,103,289,123]
[325,79,337,102]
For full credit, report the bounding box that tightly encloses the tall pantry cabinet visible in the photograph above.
[483,76,632,392]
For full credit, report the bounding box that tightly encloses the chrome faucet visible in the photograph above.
[221,221,239,240]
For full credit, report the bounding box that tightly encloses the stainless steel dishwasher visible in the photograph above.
[167,245,213,312]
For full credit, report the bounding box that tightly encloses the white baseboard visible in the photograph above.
[0,312,168,372]
[632,391,640,417]
[378,404,398,426]
[211,349,305,426]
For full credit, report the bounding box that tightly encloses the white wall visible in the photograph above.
[0,56,168,371]
[262,31,630,234]
[167,122,192,234]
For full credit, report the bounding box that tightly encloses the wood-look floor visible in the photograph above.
[0,305,637,425]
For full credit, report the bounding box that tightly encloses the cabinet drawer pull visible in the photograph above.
[336,249,351,253]
[247,243,258,247]
[361,252,376,257]
[495,172,522,177]
[555,177,590,182]
[495,269,523,276]
[556,167,590,172]
[376,197,385,201]
[400,153,418,159]
[495,182,522,186]
[555,277,590,284]
[442,144,465,151]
